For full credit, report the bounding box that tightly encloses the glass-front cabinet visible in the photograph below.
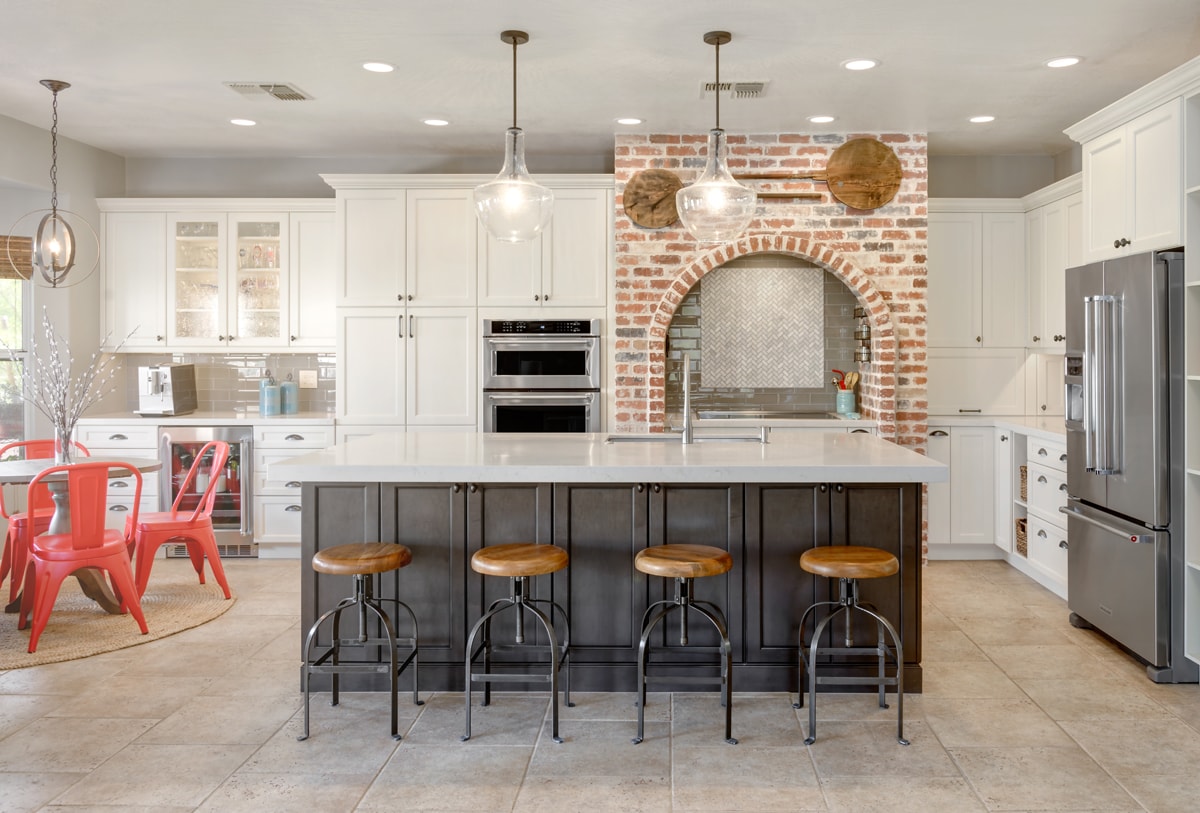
[167,212,289,349]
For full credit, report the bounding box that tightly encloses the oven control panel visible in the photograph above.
[484,319,599,336]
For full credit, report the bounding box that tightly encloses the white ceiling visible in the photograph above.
[2,0,1198,165]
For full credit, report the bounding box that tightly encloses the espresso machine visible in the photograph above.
[136,363,198,416]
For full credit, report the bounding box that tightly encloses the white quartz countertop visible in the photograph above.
[78,411,335,426]
[276,431,947,484]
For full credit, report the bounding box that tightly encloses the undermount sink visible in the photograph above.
[695,410,835,420]
[605,429,768,444]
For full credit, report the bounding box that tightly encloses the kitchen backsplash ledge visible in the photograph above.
[122,353,336,414]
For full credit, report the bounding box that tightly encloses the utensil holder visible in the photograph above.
[835,390,855,414]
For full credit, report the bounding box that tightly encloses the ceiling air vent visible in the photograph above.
[223,82,313,101]
[702,81,768,99]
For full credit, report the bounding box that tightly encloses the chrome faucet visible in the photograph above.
[681,353,694,445]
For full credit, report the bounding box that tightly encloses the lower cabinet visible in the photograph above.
[301,480,922,693]
[926,425,995,556]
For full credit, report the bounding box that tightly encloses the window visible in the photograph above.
[0,272,28,445]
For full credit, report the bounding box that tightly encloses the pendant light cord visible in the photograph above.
[511,36,518,129]
[714,37,720,130]
[49,88,60,215]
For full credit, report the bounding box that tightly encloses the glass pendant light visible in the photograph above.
[6,79,98,288]
[675,32,757,243]
[474,30,554,243]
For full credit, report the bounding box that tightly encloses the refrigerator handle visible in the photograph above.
[1096,295,1121,475]
[1083,297,1097,472]
[239,438,252,536]
[1059,505,1150,544]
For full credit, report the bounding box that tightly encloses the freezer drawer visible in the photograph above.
[1063,499,1168,666]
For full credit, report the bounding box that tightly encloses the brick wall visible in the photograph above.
[613,132,929,451]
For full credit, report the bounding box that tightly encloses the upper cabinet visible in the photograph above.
[927,204,1025,348]
[1080,98,1182,262]
[1023,175,1082,349]
[98,200,336,352]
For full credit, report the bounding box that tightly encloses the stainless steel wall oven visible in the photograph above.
[482,319,601,433]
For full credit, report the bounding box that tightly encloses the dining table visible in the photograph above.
[0,456,162,614]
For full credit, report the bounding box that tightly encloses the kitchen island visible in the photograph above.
[279,431,946,693]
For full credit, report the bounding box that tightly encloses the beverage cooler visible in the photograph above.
[160,427,255,556]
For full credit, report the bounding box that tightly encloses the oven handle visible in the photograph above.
[484,337,599,351]
[485,392,596,404]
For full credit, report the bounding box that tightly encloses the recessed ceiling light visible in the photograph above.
[230,118,256,127]
[423,118,449,126]
[616,117,643,126]
[807,115,836,124]
[842,58,879,71]
[1045,56,1081,69]
[363,62,395,73]
[969,115,996,124]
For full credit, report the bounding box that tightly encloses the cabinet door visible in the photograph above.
[1127,99,1182,254]
[337,191,405,305]
[477,227,543,306]
[337,307,405,424]
[1033,352,1065,416]
[645,484,742,652]
[228,213,289,349]
[552,483,649,667]
[1040,193,1080,346]
[926,212,982,347]
[381,483,467,671]
[1082,127,1127,262]
[542,188,610,307]
[289,210,336,348]
[103,211,167,350]
[406,308,477,426]
[1025,207,1045,348]
[926,429,951,546]
[994,428,1014,552]
[927,347,1025,415]
[167,213,226,347]
[949,426,995,545]
[981,212,1025,347]
[743,483,824,664]
[406,189,477,307]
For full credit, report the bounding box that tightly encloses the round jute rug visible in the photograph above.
[0,563,235,669]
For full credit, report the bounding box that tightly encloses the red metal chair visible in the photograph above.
[127,440,231,600]
[18,461,147,653]
[0,439,91,606]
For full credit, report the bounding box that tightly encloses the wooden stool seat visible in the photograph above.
[312,542,412,576]
[634,544,732,579]
[471,543,568,578]
[799,546,898,580]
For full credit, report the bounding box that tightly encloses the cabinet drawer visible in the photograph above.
[76,425,159,449]
[1027,461,1069,519]
[103,496,158,532]
[1026,513,1068,582]
[254,449,308,493]
[1029,437,1068,473]
[107,470,159,499]
[254,425,333,448]
[254,496,303,540]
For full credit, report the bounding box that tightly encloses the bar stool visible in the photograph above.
[463,542,573,743]
[633,543,736,745]
[794,545,907,745]
[299,542,421,741]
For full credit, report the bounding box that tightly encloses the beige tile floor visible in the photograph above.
[2,558,1199,811]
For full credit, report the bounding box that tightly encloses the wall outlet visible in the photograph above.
[298,370,318,389]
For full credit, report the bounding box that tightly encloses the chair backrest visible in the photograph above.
[27,461,141,552]
[171,441,230,522]
[0,439,92,519]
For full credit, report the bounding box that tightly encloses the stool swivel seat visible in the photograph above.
[299,542,422,741]
[633,543,736,745]
[794,545,907,746]
[463,542,573,743]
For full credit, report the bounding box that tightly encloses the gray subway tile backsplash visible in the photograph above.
[122,352,336,414]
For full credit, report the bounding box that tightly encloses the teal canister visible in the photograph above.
[260,371,281,417]
[280,373,299,415]
[835,389,855,415]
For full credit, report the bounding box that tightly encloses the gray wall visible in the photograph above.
[928,147,1082,198]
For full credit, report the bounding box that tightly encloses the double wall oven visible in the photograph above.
[482,319,601,433]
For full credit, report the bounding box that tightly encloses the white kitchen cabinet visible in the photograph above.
[73,424,160,533]
[1024,178,1082,349]
[1081,98,1182,262]
[336,189,405,306]
[287,210,336,349]
[926,347,1025,416]
[336,307,477,427]
[252,423,333,558]
[927,206,1025,348]
[926,425,995,556]
[994,428,1014,553]
[478,186,612,308]
[102,211,167,350]
[1024,352,1066,416]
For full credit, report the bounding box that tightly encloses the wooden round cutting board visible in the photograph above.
[623,169,683,229]
[822,138,903,210]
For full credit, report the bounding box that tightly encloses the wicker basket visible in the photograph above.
[1019,465,1028,502]
[1015,517,1028,557]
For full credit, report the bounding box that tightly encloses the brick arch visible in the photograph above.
[644,232,899,439]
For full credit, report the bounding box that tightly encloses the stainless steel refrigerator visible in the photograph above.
[1063,249,1196,682]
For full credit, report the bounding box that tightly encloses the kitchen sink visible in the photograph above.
[605,429,768,444]
[695,410,835,420]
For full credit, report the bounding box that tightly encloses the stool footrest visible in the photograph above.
[643,674,727,686]
[813,675,899,687]
[469,672,553,684]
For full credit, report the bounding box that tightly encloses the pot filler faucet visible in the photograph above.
[681,353,694,445]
